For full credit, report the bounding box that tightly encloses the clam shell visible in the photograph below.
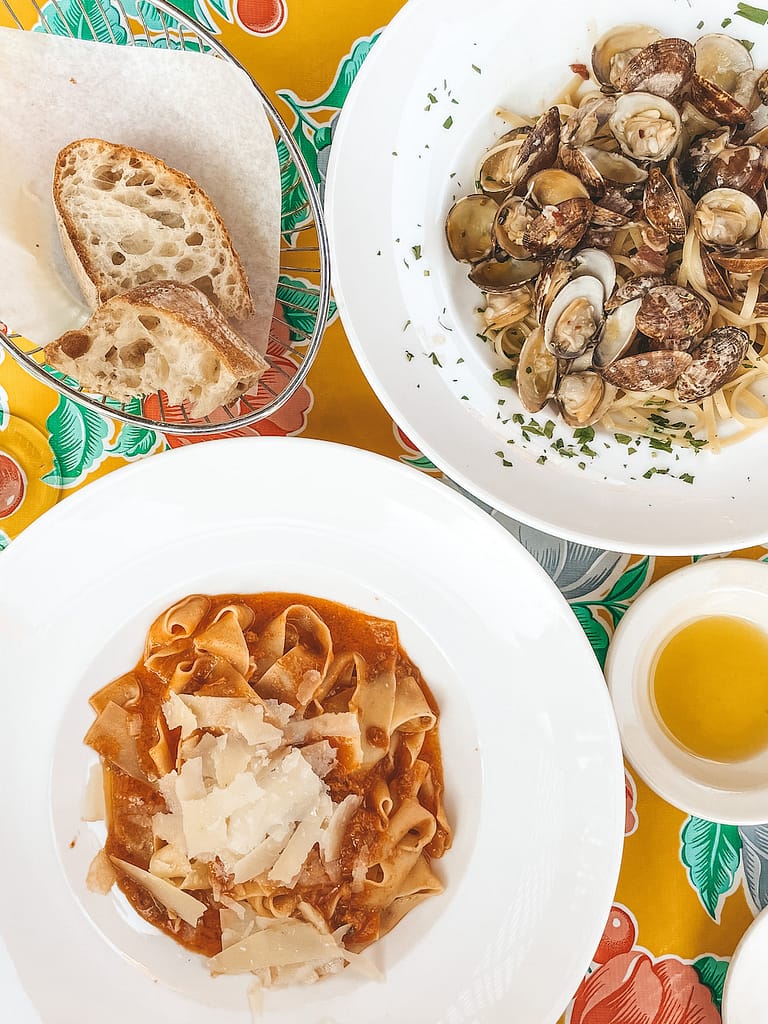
[636,285,708,344]
[685,127,732,180]
[523,197,594,256]
[691,73,751,126]
[643,167,687,241]
[675,326,749,402]
[697,145,768,199]
[591,24,663,88]
[543,275,604,359]
[528,169,590,207]
[681,100,720,143]
[759,70,768,107]
[602,349,693,391]
[700,249,733,301]
[609,92,682,163]
[572,248,617,298]
[511,107,561,192]
[710,248,768,273]
[561,95,617,147]
[694,187,762,247]
[695,34,754,96]
[594,298,642,368]
[445,194,498,263]
[468,256,542,292]
[479,128,530,194]
[618,37,695,101]
[533,258,574,322]
[556,371,606,427]
[494,195,535,258]
[516,327,557,413]
[592,205,629,226]
[605,274,665,310]
[559,146,606,199]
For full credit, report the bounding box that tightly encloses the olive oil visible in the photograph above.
[651,615,768,763]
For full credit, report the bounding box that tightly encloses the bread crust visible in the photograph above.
[45,281,268,418]
[53,138,254,318]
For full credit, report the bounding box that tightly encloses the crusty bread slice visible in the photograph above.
[44,281,269,419]
[54,138,254,319]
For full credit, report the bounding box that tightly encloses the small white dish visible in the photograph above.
[606,559,768,824]
[722,905,768,1023]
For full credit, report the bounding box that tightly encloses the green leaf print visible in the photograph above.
[110,424,164,459]
[36,0,127,43]
[400,453,438,472]
[693,955,730,1012]
[571,603,610,668]
[295,34,381,111]
[0,384,7,430]
[43,395,111,488]
[603,556,650,603]
[276,275,336,341]
[681,817,742,921]
[276,138,311,236]
[0,530,9,553]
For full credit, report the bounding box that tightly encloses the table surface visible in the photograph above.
[0,2,765,1021]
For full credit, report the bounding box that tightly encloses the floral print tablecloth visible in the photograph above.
[2,2,768,1020]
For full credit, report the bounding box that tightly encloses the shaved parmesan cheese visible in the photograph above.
[283,713,360,744]
[231,831,291,885]
[213,733,257,789]
[210,919,350,975]
[320,794,362,863]
[177,757,206,801]
[179,696,282,750]
[268,816,325,886]
[81,763,106,822]
[300,741,337,779]
[162,690,198,738]
[262,699,294,729]
[111,857,206,926]
[86,849,116,894]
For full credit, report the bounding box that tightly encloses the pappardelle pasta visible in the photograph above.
[84,593,451,995]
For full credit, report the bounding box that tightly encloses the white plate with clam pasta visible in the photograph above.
[328,0,768,553]
[0,438,623,1024]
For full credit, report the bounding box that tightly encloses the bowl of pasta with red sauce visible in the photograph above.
[0,437,623,1023]
[327,0,768,554]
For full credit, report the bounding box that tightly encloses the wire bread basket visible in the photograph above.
[0,0,331,435]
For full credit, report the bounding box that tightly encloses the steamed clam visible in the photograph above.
[609,92,682,162]
[591,24,663,89]
[445,24,768,449]
[693,187,762,247]
[543,276,604,359]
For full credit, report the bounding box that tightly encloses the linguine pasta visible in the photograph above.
[84,593,451,994]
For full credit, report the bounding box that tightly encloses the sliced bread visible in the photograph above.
[44,281,269,419]
[54,139,254,319]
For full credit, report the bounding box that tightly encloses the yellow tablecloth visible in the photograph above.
[1,3,766,1021]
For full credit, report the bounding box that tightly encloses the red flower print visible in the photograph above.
[143,307,312,448]
[625,769,638,836]
[236,0,287,35]
[570,905,719,1024]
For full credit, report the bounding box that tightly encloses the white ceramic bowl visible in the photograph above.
[722,905,768,1023]
[606,559,768,824]
[327,0,768,554]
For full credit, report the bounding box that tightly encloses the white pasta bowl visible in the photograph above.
[327,0,768,554]
[0,437,623,1024]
